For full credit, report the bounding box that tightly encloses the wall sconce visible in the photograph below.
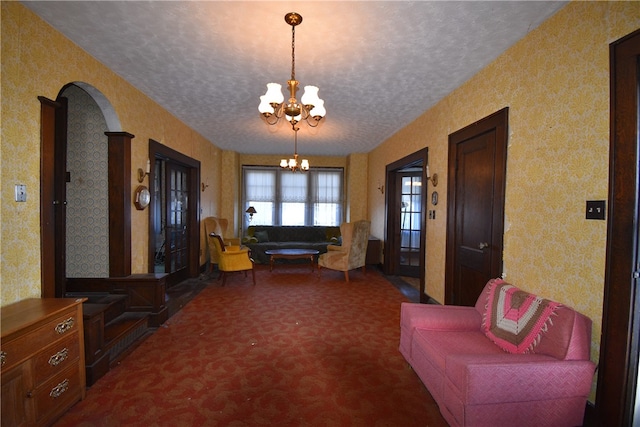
[377,182,385,194]
[246,206,257,221]
[137,159,150,183]
[426,164,438,187]
[201,182,209,192]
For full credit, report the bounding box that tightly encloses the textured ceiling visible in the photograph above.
[23,1,567,156]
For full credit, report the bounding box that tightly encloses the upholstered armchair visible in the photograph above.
[318,220,371,282]
[209,234,255,286]
[204,217,240,272]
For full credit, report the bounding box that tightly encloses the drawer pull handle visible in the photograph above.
[49,379,69,398]
[55,317,75,334]
[0,351,6,367]
[48,348,69,366]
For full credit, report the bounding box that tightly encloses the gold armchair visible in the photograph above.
[318,220,371,282]
[204,217,240,272]
[208,233,255,286]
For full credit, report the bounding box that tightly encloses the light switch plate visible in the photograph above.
[15,184,26,202]
[586,200,606,220]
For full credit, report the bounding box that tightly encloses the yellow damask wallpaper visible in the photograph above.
[1,3,220,305]
[369,1,640,396]
[346,153,368,222]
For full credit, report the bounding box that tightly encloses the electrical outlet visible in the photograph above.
[586,200,606,220]
[15,184,27,202]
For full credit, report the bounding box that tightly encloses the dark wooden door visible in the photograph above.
[39,96,67,298]
[164,162,190,282]
[446,108,508,306]
[596,28,640,426]
[148,140,200,286]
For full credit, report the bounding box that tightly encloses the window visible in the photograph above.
[243,166,344,227]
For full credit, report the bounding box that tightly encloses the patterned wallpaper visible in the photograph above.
[346,153,368,223]
[64,84,110,277]
[1,2,217,305]
[368,1,640,397]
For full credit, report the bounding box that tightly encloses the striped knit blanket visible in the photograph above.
[482,278,561,354]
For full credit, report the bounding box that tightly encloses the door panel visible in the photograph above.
[398,172,422,277]
[39,96,63,298]
[446,108,508,306]
[166,163,189,274]
[148,140,200,286]
[454,132,494,305]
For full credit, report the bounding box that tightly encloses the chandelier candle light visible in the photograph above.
[281,129,309,172]
[258,12,326,131]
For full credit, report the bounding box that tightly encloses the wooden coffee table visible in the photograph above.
[264,249,320,272]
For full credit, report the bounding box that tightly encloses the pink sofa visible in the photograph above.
[399,279,596,427]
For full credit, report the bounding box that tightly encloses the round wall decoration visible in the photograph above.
[134,185,151,210]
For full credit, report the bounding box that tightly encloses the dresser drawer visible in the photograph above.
[1,298,86,427]
[33,333,80,386]
[1,309,79,372]
[33,363,82,425]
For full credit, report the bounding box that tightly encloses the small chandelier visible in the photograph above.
[258,12,326,131]
[280,129,309,172]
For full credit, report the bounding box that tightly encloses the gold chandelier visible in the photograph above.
[258,12,326,131]
[280,129,309,172]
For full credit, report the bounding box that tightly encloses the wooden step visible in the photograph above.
[104,312,151,364]
[67,292,128,325]
[68,292,153,386]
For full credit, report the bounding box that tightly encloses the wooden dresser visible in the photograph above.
[1,298,86,426]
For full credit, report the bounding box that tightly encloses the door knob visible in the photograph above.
[478,242,490,250]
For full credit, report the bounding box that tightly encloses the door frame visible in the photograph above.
[384,147,428,302]
[595,28,640,426]
[39,92,133,298]
[147,139,200,285]
[445,108,508,305]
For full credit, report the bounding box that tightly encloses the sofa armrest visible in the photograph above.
[401,302,481,332]
[326,244,344,252]
[445,353,596,404]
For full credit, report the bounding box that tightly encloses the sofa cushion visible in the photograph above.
[254,230,269,243]
[413,329,503,374]
[482,278,561,354]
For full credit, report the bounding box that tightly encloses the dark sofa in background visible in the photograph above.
[243,225,341,264]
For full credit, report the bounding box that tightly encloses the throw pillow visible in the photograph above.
[254,231,269,243]
[482,278,561,354]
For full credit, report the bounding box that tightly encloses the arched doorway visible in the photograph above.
[39,81,128,297]
[63,84,111,279]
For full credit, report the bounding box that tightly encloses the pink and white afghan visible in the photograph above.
[482,278,561,354]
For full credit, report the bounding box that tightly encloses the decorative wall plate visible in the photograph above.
[134,185,150,210]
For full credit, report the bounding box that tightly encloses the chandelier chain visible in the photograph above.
[290,24,296,81]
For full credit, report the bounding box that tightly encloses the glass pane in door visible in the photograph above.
[399,174,422,274]
[166,163,189,274]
